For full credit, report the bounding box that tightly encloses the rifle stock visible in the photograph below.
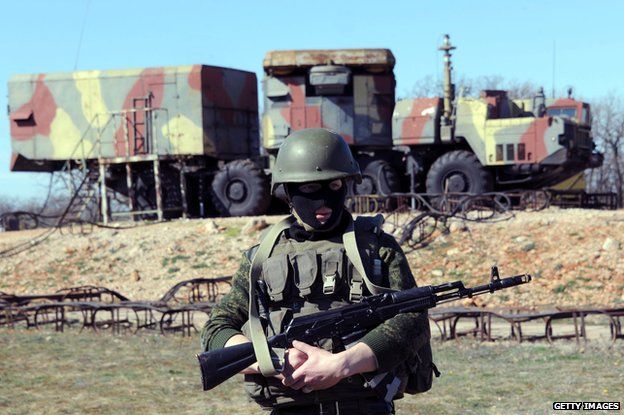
[197,341,258,390]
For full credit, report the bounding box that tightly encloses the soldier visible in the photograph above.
[200,128,430,414]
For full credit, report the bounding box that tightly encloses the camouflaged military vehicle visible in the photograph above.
[7,36,602,220]
[8,65,269,219]
[263,36,602,197]
[262,48,400,196]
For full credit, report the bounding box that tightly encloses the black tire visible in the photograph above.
[352,157,401,196]
[426,151,492,194]
[211,159,270,216]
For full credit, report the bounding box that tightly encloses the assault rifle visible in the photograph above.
[197,266,531,391]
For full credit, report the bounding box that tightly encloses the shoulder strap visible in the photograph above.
[342,214,395,296]
[248,215,295,377]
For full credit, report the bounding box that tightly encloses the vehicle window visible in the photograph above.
[546,107,577,119]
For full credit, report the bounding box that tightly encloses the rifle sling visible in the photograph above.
[249,215,295,377]
[343,217,395,295]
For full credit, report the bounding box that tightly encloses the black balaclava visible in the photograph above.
[285,179,347,232]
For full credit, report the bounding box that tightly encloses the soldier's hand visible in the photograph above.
[281,340,347,391]
[274,347,308,381]
[281,340,378,392]
[284,348,308,373]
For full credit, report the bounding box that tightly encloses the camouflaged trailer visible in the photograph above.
[263,37,603,197]
[7,65,270,219]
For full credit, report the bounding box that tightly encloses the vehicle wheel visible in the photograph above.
[426,151,492,194]
[352,157,401,196]
[211,159,270,216]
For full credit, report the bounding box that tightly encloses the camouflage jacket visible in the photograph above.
[200,224,429,374]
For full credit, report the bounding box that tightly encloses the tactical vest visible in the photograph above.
[242,214,407,409]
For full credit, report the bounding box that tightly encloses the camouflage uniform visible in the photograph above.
[200,213,429,413]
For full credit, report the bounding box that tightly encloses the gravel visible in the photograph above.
[1,208,623,308]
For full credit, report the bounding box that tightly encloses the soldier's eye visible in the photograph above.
[298,183,322,193]
[329,179,343,191]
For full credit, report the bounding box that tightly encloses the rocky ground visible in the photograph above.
[1,208,623,308]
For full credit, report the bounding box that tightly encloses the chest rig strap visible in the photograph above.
[248,215,296,377]
[342,215,396,299]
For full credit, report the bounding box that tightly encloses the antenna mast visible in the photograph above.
[439,34,456,126]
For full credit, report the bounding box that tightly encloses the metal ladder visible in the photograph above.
[57,167,100,231]
[131,95,152,154]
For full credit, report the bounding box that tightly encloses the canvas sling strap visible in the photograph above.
[248,215,296,377]
[342,214,396,297]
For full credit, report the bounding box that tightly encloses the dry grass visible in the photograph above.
[1,330,622,415]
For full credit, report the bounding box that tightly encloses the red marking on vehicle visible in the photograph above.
[520,117,550,162]
[551,98,577,107]
[280,79,321,132]
[280,79,302,125]
[201,67,258,125]
[114,68,165,156]
[10,74,57,141]
[188,65,202,91]
[238,73,259,110]
[202,66,232,124]
[400,98,440,145]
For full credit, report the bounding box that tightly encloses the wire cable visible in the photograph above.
[73,0,92,70]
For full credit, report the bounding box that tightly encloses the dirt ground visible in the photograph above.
[1,208,623,308]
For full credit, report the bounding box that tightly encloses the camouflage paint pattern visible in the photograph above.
[8,65,258,171]
[262,49,395,151]
[550,172,586,190]
[392,97,441,145]
[8,44,598,192]
[263,48,597,186]
[393,91,594,168]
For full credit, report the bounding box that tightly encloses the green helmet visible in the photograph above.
[271,128,362,192]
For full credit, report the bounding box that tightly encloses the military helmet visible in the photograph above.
[271,128,362,192]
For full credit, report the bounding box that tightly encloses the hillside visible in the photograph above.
[1,209,623,308]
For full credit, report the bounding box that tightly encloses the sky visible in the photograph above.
[1,0,623,201]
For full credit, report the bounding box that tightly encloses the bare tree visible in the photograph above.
[410,74,540,100]
[409,75,442,98]
[587,93,624,206]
